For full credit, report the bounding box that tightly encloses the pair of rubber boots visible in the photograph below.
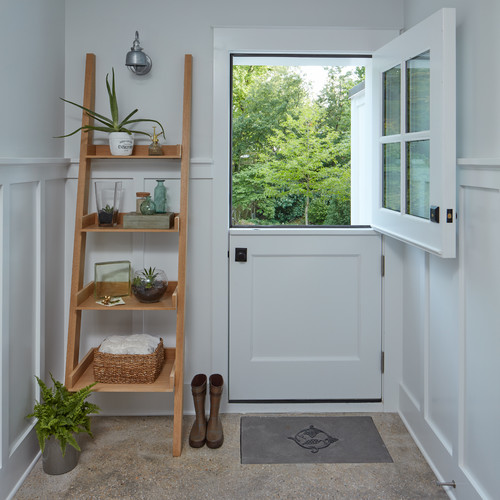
[189,373,224,449]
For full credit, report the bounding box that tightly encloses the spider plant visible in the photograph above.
[57,69,165,138]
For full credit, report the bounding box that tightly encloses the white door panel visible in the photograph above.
[229,232,382,401]
[371,8,456,257]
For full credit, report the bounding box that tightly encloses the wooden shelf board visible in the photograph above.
[68,348,176,393]
[86,144,181,159]
[76,281,178,310]
[81,213,180,232]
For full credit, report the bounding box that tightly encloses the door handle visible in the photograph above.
[235,248,247,262]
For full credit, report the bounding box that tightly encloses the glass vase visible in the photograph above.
[140,196,156,215]
[95,181,122,227]
[154,180,166,213]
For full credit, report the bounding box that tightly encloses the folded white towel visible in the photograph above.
[99,334,161,355]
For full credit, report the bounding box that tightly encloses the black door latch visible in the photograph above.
[235,248,247,262]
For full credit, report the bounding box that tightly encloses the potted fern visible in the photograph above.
[26,374,100,475]
[58,69,165,155]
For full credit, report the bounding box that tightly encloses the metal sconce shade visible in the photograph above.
[125,31,152,75]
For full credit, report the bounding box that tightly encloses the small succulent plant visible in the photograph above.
[131,267,168,303]
[133,266,159,289]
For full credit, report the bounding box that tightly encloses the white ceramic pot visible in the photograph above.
[109,132,134,156]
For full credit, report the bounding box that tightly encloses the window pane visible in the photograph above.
[383,65,401,136]
[407,51,430,133]
[231,58,367,227]
[407,140,430,219]
[383,143,401,212]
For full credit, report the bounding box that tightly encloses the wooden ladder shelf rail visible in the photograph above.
[64,53,192,457]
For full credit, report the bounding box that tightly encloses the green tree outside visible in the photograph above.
[232,63,364,226]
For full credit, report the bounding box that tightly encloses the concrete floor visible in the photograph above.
[15,413,449,500]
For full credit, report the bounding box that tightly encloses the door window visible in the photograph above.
[372,9,456,258]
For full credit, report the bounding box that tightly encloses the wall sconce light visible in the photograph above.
[125,31,152,75]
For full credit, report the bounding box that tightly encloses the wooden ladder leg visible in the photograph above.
[172,373,184,456]
[65,53,95,389]
[172,54,192,457]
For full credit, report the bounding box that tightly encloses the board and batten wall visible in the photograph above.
[61,0,405,414]
[0,1,68,499]
[2,1,499,499]
[400,1,500,499]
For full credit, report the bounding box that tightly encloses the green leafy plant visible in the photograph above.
[133,266,159,289]
[57,68,165,138]
[103,204,114,214]
[131,266,168,303]
[26,374,100,456]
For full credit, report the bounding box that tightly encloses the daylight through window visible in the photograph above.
[231,55,367,227]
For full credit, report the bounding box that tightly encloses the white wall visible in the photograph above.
[398,2,500,499]
[63,0,404,160]
[0,3,67,498]
[61,0,405,416]
[404,0,500,159]
[0,0,66,158]
[14,0,500,498]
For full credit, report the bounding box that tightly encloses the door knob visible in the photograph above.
[235,248,247,262]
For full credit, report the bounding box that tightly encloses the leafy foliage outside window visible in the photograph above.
[232,63,364,226]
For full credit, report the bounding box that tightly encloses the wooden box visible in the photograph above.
[123,212,174,229]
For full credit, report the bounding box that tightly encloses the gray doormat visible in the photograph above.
[240,416,393,464]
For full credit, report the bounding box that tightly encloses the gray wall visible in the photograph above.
[0,0,66,157]
[404,0,500,158]
[0,2,67,498]
[61,0,406,415]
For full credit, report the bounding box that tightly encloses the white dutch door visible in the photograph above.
[225,9,455,401]
[229,231,382,400]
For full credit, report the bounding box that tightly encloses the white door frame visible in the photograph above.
[212,26,403,412]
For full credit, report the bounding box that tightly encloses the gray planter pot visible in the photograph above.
[42,436,80,475]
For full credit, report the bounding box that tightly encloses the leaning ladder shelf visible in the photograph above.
[64,53,192,457]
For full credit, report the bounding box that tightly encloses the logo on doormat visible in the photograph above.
[288,424,338,453]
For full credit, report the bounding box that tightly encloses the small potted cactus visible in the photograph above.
[131,267,168,303]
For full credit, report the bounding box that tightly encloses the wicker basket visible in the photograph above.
[94,338,164,384]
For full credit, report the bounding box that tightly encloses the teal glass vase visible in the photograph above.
[154,180,166,213]
[140,196,156,215]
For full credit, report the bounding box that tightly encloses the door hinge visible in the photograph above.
[381,351,385,374]
[381,255,385,277]
[227,250,229,258]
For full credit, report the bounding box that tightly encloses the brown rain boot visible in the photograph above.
[189,374,207,448]
[206,374,224,449]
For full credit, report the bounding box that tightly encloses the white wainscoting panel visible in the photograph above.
[63,161,215,416]
[399,160,499,500]
[0,159,69,500]
[459,164,500,500]
[401,244,426,410]
[8,181,38,454]
[427,253,459,456]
